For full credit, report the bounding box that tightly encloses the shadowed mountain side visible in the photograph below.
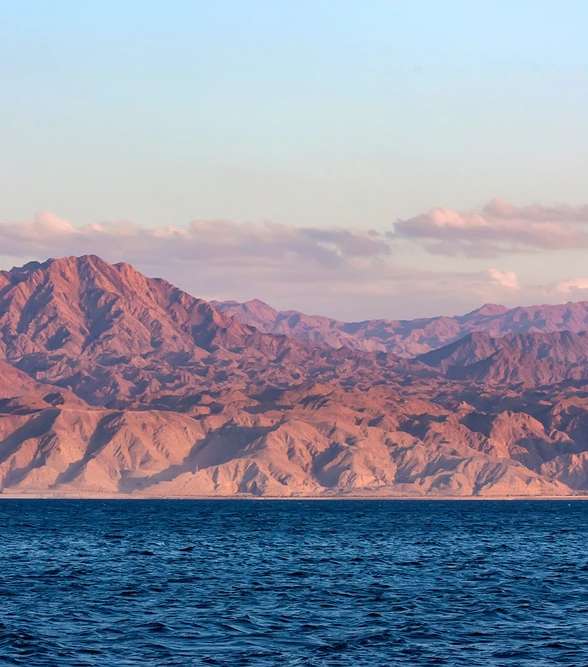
[0,256,427,409]
[417,331,588,386]
[0,386,582,497]
[1,255,588,497]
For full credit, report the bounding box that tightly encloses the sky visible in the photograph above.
[1,1,588,320]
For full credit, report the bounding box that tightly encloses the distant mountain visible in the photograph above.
[1,256,407,408]
[214,299,380,351]
[0,255,261,360]
[418,330,588,386]
[217,298,588,356]
[1,255,588,498]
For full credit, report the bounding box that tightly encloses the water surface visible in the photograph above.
[0,499,587,665]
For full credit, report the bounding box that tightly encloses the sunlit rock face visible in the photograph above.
[1,255,588,497]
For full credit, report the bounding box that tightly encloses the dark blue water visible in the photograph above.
[0,500,587,666]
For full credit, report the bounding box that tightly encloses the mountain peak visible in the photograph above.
[0,254,243,362]
[2,254,588,498]
[36,254,107,271]
[465,303,509,317]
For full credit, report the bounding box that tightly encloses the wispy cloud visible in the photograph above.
[487,268,520,291]
[0,208,576,319]
[556,278,588,295]
[392,199,588,257]
[0,213,389,266]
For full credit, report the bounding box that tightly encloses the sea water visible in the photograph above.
[0,499,587,665]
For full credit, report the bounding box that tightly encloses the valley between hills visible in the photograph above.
[2,255,588,497]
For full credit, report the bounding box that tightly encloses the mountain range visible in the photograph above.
[216,298,588,356]
[2,255,588,497]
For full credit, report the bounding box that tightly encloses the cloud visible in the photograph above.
[556,278,588,295]
[3,207,586,319]
[484,199,588,223]
[487,268,520,291]
[0,213,389,267]
[0,211,530,319]
[0,212,401,311]
[393,199,588,257]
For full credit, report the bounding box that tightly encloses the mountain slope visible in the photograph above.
[418,330,588,386]
[0,383,577,497]
[0,255,588,497]
[1,256,415,408]
[0,255,261,359]
[217,298,588,356]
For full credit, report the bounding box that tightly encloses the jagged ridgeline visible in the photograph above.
[1,255,588,496]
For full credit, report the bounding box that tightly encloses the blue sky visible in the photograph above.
[1,2,587,318]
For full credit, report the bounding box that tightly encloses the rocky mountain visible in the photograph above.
[418,330,588,386]
[1,255,588,497]
[217,298,588,356]
[0,256,418,409]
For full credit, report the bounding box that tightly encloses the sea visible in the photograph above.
[0,499,586,666]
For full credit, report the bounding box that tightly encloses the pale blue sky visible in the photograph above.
[1,2,587,318]
[2,1,587,226]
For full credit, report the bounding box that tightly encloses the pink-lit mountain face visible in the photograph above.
[2,255,588,497]
[216,298,588,357]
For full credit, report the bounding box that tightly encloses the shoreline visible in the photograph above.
[1,493,587,501]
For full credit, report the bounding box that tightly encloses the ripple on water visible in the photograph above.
[0,499,587,666]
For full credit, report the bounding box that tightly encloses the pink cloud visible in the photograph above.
[556,278,588,295]
[393,199,588,256]
[1,205,585,319]
[487,268,520,291]
[0,214,389,266]
[0,211,527,319]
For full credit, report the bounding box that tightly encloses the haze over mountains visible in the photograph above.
[2,255,588,497]
[216,298,588,357]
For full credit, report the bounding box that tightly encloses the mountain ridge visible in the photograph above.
[2,255,588,497]
[216,296,588,356]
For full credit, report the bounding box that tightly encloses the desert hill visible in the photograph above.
[1,255,588,497]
